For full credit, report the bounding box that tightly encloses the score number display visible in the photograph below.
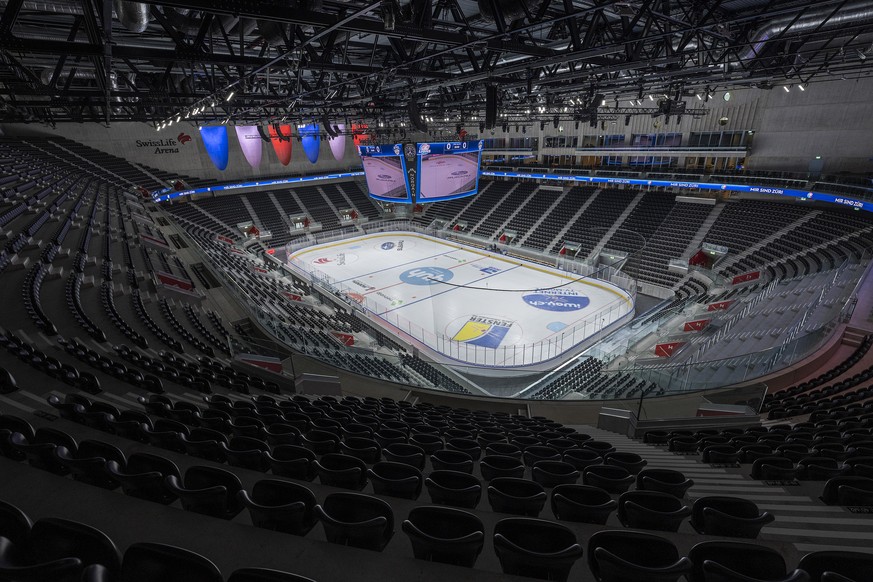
[359,144,413,203]
[415,141,484,203]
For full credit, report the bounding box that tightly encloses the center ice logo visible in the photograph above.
[522,291,589,312]
[451,170,469,176]
[380,242,395,250]
[400,267,454,286]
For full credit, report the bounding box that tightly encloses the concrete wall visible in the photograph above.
[750,77,873,174]
[0,121,360,184]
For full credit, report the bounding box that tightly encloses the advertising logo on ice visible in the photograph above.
[522,289,590,312]
[399,267,454,286]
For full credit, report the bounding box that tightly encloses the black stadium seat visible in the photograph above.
[551,484,617,524]
[0,517,121,582]
[689,540,807,582]
[165,465,244,519]
[588,530,692,582]
[315,492,394,551]
[239,479,318,536]
[119,542,222,582]
[401,506,485,567]
[690,496,775,539]
[493,517,584,582]
[487,477,547,516]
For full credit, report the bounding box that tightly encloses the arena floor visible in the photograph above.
[288,232,634,369]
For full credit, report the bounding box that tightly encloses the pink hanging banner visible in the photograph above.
[235,126,263,168]
[329,123,346,161]
[269,124,293,166]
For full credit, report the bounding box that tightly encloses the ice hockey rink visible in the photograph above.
[288,232,635,370]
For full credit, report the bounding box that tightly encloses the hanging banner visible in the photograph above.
[329,123,346,161]
[269,124,293,166]
[300,123,321,164]
[707,300,734,312]
[235,126,263,168]
[199,126,229,171]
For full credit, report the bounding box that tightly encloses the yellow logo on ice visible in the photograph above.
[452,321,491,342]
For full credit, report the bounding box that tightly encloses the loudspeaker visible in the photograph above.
[409,97,428,133]
[485,85,497,130]
[323,115,339,138]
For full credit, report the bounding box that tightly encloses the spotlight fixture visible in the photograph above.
[798,84,806,91]
[176,115,181,122]
[696,94,702,100]
[783,86,790,92]
[226,91,235,102]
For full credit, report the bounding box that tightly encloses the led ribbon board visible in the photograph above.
[199,126,229,171]
[416,141,484,203]
[481,171,873,213]
[153,172,365,202]
[358,144,413,203]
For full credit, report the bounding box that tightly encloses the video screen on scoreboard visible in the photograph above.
[358,144,412,203]
[416,141,483,203]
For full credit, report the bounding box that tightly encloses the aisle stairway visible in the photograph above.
[585,426,873,556]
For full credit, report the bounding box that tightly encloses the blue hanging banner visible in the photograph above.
[300,123,321,164]
[199,126,229,171]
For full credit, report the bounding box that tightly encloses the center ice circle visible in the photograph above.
[399,266,454,286]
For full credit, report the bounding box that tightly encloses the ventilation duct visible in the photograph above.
[740,0,873,63]
[7,0,84,15]
[257,20,289,46]
[160,8,251,37]
[477,0,546,23]
[113,0,149,33]
[258,0,322,43]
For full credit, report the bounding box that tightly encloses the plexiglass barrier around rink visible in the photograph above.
[282,221,637,369]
